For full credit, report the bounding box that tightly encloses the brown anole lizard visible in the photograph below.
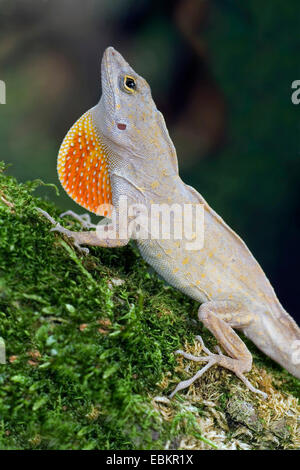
[38,47,300,399]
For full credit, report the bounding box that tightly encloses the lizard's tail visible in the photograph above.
[249,306,300,379]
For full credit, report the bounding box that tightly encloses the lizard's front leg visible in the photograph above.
[170,300,267,399]
[36,208,129,251]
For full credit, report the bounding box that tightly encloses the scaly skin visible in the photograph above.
[39,47,300,398]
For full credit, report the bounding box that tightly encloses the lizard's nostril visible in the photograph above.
[117,123,127,130]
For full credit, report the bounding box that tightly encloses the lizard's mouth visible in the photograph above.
[57,108,113,217]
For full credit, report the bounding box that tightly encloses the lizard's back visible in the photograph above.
[137,178,285,318]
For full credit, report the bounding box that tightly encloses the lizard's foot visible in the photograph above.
[170,335,267,399]
[60,210,97,229]
[35,208,89,254]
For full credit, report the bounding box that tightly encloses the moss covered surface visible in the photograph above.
[0,163,299,450]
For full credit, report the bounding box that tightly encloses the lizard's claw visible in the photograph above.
[50,223,73,238]
[35,207,57,226]
[170,335,268,400]
[59,210,97,230]
[50,224,89,254]
[170,338,217,399]
[35,207,89,254]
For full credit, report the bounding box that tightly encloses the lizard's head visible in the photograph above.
[56,47,176,217]
[95,46,158,153]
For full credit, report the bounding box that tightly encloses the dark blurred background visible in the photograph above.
[0,0,299,321]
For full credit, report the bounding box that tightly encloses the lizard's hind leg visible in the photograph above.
[170,300,267,399]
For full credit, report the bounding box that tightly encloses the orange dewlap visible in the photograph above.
[57,110,112,217]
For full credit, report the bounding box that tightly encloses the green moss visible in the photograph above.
[0,162,298,450]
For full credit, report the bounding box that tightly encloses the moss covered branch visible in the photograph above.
[0,163,299,450]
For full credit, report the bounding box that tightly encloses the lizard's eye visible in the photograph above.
[123,75,136,93]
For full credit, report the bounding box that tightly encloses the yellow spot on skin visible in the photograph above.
[151,181,159,189]
[201,273,205,278]
[116,104,121,110]
[182,257,189,265]
[173,267,179,274]
[165,249,172,255]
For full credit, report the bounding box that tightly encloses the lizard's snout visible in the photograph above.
[103,46,129,71]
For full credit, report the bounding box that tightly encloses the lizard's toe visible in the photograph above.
[51,225,89,254]
[73,242,89,255]
[50,224,73,237]
[35,207,57,226]
[171,335,268,400]
[36,207,90,254]
[60,210,97,229]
